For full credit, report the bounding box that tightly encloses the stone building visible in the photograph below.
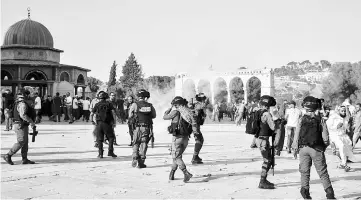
[1,13,90,97]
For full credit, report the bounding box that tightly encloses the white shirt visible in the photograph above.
[65,96,73,106]
[82,100,90,110]
[34,96,42,109]
[286,107,302,127]
[73,98,78,109]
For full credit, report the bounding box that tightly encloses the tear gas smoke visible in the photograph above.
[214,78,228,103]
[182,79,196,102]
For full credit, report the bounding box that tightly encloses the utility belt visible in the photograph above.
[12,120,29,126]
[136,123,150,128]
[258,136,270,140]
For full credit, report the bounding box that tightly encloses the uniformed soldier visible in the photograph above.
[129,89,156,168]
[191,93,207,164]
[292,96,335,199]
[163,97,196,182]
[108,92,119,146]
[125,96,135,146]
[3,90,36,165]
[255,95,277,189]
[92,92,117,158]
[90,91,104,148]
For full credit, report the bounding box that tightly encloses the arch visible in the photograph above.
[60,71,70,82]
[197,79,211,98]
[1,70,13,80]
[77,74,85,84]
[213,77,228,103]
[229,77,244,103]
[246,76,261,102]
[24,70,48,81]
[182,79,196,101]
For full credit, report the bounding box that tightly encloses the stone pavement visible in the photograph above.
[1,121,361,199]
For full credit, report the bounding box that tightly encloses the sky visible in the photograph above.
[1,0,361,82]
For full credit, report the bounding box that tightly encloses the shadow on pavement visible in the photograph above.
[341,192,361,199]
[189,168,299,183]
[276,174,361,188]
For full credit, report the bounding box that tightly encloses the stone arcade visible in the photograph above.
[1,11,90,97]
[175,68,275,103]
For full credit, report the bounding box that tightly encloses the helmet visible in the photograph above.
[171,96,184,105]
[195,93,206,102]
[98,92,109,99]
[137,89,150,98]
[259,95,276,107]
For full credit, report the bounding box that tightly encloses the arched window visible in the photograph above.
[77,74,85,84]
[60,72,70,82]
[1,70,13,80]
[24,70,47,81]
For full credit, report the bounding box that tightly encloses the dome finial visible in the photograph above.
[27,7,31,19]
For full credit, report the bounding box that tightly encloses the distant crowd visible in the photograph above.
[0,89,135,128]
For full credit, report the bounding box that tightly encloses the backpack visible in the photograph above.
[245,109,266,136]
[168,112,192,137]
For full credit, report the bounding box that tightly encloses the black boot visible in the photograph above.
[98,142,104,158]
[169,169,176,180]
[182,169,193,183]
[22,159,35,164]
[22,155,35,164]
[132,158,138,168]
[325,186,336,199]
[258,177,275,189]
[3,154,14,165]
[300,187,312,199]
[107,150,117,158]
[191,155,203,164]
[107,139,116,157]
[137,159,147,168]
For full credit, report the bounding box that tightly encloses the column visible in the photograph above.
[47,83,51,97]
[74,86,78,95]
[227,87,231,103]
[17,83,22,93]
[12,84,16,94]
[243,87,248,104]
[82,86,85,98]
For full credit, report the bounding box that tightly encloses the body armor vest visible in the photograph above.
[136,101,152,124]
[299,115,324,147]
[258,111,273,137]
[13,101,34,126]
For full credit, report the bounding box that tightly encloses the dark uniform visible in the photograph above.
[292,96,335,199]
[129,90,156,168]
[255,95,276,189]
[191,93,207,164]
[3,91,36,165]
[108,97,119,145]
[164,96,195,182]
[125,98,135,146]
[92,92,117,158]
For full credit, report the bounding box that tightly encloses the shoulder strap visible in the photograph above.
[177,111,182,128]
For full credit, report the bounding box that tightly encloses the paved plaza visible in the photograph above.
[1,121,361,199]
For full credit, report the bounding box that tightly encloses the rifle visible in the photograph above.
[30,125,38,142]
[271,133,275,176]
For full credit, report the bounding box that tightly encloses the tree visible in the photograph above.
[120,53,144,94]
[247,77,261,102]
[107,61,117,89]
[87,76,103,93]
[322,62,361,105]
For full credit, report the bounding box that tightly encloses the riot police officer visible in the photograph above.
[292,96,335,199]
[3,90,36,165]
[255,95,277,189]
[92,92,117,158]
[129,89,156,168]
[191,93,207,164]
